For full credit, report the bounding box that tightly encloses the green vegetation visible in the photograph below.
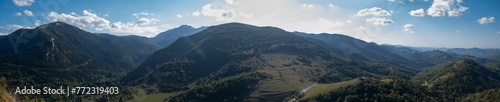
[1,77,12,102]
[149,25,206,47]
[307,78,440,102]
[413,58,500,98]
[122,23,423,101]
[0,22,159,101]
[460,88,500,102]
[128,91,177,102]
[300,78,361,100]
[167,73,263,102]
[1,22,500,101]
[294,32,424,68]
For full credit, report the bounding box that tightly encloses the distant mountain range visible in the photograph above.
[149,25,206,47]
[0,21,499,101]
[122,23,418,101]
[383,44,500,61]
[293,32,428,68]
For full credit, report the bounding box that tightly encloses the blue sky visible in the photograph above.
[1,0,499,48]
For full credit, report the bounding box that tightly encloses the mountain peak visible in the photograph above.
[211,22,258,29]
[35,21,81,31]
[176,25,195,30]
[178,24,194,28]
[151,24,207,47]
[43,21,73,27]
[218,22,253,26]
[454,58,480,68]
[413,57,500,97]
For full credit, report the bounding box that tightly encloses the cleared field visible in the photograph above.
[300,78,362,100]
[380,78,393,83]
[248,54,323,100]
[127,89,177,102]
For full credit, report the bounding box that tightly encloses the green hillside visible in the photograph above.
[123,22,418,101]
[0,22,159,101]
[413,58,500,98]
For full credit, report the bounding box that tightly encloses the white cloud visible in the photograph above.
[285,18,346,34]
[389,0,414,3]
[409,8,425,17]
[239,12,254,18]
[357,26,367,30]
[109,22,170,37]
[366,17,393,25]
[13,10,33,17]
[402,24,415,33]
[0,32,6,35]
[13,0,35,7]
[23,10,33,17]
[47,10,167,37]
[346,20,352,23]
[328,4,336,8]
[319,18,344,26]
[0,24,32,31]
[388,0,403,3]
[14,12,22,16]
[192,11,201,16]
[497,31,500,34]
[34,20,41,26]
[447,6,468,17]
[70,12,78,16]
[48,10,110,28]
[225,0,234,5]
[181,0,397,42]
[176,14,182,18]
[137,18,158,25]
[199,4,235,21]
[301,3,314,8]
[427,0,468,17]
[477,17,495,24]
[356,7,392,17]
[133,11,154,18]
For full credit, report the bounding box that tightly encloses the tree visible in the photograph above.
[1,77,10,102]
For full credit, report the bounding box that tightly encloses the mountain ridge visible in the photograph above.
[0,21,160,101]
[413,58,500,98]
[122,22,419,101]
[150,24,206,47]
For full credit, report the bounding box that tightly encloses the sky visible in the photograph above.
[0,0,499,48]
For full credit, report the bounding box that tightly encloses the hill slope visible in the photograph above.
[460,88,500,102]
[413,58,500,97]
[294,32,422,68]
[149,25,206,47]
[0,22,159,101]
[295,77,439,102]
[123,22,418,101]
[97,33,161,64]
[383,45,498,68]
